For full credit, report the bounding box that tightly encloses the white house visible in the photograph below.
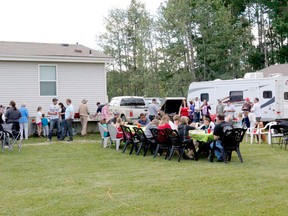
[0,41,112,117]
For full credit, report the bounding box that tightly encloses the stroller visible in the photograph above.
[1,122,22,152]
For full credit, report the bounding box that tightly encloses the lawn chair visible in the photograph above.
[1,131,5,153]
[1,123,22,152]
[107,124,122,150]
[210,128,246,163]
[165,129,198,162]
[133,127,155,156]
[98,123,110,148]
[121,125,138,154]
[259,122,277,144]
[149,128,171,159]
[246,125,260,144]
[270,124,284,147]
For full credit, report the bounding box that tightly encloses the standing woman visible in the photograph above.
[59,102,66,135]
[19,103,29,140]
[201,100,211,117]
[179,99,189,117]
[5,101,22,132]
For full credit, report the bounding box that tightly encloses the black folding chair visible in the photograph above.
[210,128,246,163]
[149,128,171,159]
[121,126,139,155]
[133,127,155,156]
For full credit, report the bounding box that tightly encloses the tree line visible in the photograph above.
[97,0,288,99]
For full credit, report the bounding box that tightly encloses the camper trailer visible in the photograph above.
[187,73,288,121]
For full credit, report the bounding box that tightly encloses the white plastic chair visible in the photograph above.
[259,122,277,144]
[98,123,110,148]
[108,124,122,150]
[246,125,260,144]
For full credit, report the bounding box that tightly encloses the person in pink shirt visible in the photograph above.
[101,103,111,122]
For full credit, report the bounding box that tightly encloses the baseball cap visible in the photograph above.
[52,98,58,101]
[114,112,120,115]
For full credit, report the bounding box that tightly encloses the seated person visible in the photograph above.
[114,118,124,139]
[107,112,120,124]
[210,114,233,162]
[144,119,160,139]
[234,112,243,128]
[203,115,215,130]
[158,115,172,130]
[199,118,214,131]
[169,115,180,130]
[177,116,197,159]
[138,113,150,126]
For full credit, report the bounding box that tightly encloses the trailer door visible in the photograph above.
[281,78,288,119]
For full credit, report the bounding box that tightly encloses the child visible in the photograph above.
[235,112,243,128]
[36,107,42,137]
[42,114,49,138]
[114,118,123,139]
[100,119,109,137]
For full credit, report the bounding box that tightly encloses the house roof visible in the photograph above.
[0,41,112,63]
[259,64,288,77]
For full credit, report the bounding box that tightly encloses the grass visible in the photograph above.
[0,134,288,216]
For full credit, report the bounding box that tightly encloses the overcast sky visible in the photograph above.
[0,0,163,49]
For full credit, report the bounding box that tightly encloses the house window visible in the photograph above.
[230,91,243,102]
[284,92,288,100]
[200,93,209,102]
[263,91,272,99]
[39,65,57,96]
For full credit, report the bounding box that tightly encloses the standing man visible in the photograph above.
[60,99,74,142]
[19,103,29,140]
[79,99,90,136]
[251,97,261,122]
[223,100,235,118]
[242,98,252,112]
[148,99,159,121]
[96,102,104,114]
[216,99,225,116]
[194,96,201,122]
[48,98,61,141]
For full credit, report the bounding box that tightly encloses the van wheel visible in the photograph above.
[121,115,126,122]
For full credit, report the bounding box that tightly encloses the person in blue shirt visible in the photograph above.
[41,114,49,138]
[19,103,29,140]
[138,113,150,126]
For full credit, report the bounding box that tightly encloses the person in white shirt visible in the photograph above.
[251,97,261,122]
[60,99,74,142]
[224,100,235,118]
[35,106,42,137]
[48,98,61,141]
[194,96,201,123]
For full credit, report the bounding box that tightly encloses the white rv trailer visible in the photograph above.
[187,73,288,121]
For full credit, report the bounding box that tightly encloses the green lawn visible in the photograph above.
[0,135,288,216]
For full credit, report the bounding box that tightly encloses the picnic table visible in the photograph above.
[189,130,214,143]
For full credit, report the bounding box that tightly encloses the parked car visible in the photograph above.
[160,97,186,116]
[109,96,148,122]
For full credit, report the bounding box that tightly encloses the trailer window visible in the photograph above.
[284,92,288,100]
[230,91,243,102]
[200,93,209,102]
[263,91,272,99]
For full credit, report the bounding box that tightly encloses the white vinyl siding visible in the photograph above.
[0,61,106,117]
[39,65,57,96]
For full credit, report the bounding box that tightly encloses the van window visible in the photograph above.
[200,93,209,102]
[284,92,288,100]
[120,98,145,106]
[230,91,243,102]
[263,91,272,99]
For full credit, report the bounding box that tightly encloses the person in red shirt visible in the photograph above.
[114,118,124,139]
[179,99,190,117]
[158,115,172,130]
